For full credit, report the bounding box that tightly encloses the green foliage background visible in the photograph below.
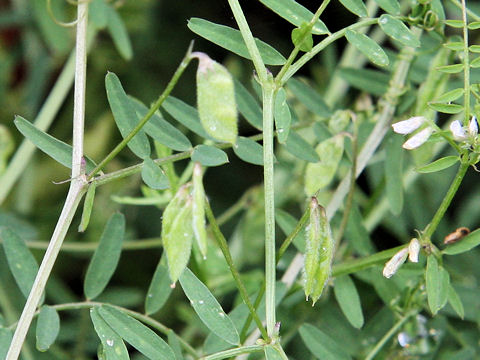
[2,0,480,359]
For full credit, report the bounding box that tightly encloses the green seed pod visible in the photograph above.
[162,183,194,285]
[192,163,208,259]
[304,197,335,305]
[195,52,238,144]
[304,135,344,196]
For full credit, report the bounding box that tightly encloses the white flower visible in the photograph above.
[383,248,409,279]
[402,127,433,150]
[408,238,420,263]
[392,116,426,135]
[469,116,478,137]
[450,120,468,141]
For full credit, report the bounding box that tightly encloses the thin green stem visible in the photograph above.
[332,245,405,277]
[87,42,194,179]
[205,201,269,341]
[240,203,310,341]
[11,301,199,358]
[364,311,418,360]
[6,3,90,358]
[278,19,378,85]
[275,0,331,84]
[201,345,263,360]
[227,0,268,83]
[422,161,469,242]
[461,0,471,125]
[450,0,480,21]
[262,80,277,338]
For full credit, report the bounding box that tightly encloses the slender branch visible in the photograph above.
[227,0,268,83]
[6,4,90,359]
[262,81,277,337]
[461,0,471,125]
[201,345,263,360]
[205,201,269,341]
[275,0,332,83]
[87,42,194,179]
[364,311,418,360]
[421,161,469,242]
[278,19,378,85]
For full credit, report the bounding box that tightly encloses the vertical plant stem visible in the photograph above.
[262,81,277,338]
[227,0,268,83]
[422,162,469,242]
[205,201,269,341]
[6,3,90,359]
[461,0,471,124]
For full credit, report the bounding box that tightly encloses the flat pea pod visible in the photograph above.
[162,184,194,284]
[304,197,335,305]
[195,52,238,144]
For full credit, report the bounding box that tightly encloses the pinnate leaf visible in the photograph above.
[284,131,320,163]
[145,261,173,315]
[106,72,150,159]
[179,268,240,345]
[339,0,367,17]
[426,256,449,315]
[14,116,97,172]
[274,88,291,143]
[259,0,329,35]
[416,156,459,173]
[333,275,364,328]
[345,30,389,67]
[233,137,264,165]
[141,158,170,190]
[98,305,175,360]
[191,145,228,167]
[299,323,352,360]
[188,18,286,65]
[0,226,41,300]
[84,213,126,300]
[378,15,420,47]
[90,307,129,360]
[36,306,60,352]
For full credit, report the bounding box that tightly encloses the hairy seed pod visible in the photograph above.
[195,52,238,144]
[304,197,335,305]
[162,184,194,285]
[192,163,208,259]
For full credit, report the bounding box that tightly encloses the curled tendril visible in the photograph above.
[46,0,92,28]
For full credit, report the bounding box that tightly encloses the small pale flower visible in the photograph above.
[383,247,409,278]
[402,127,433,150]
[450,120,468,141]
[408,238,420,263]
[392,116,426,135]
[469,116,478,137]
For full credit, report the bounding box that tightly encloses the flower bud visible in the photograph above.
[383,247,408,278]
[469,116,478,137]
[402,127,433,150]
[450,120,468,141]
[392,116,425,135]
[408,238,420,263]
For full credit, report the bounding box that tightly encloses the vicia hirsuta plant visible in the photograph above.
[2,0,480,359]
